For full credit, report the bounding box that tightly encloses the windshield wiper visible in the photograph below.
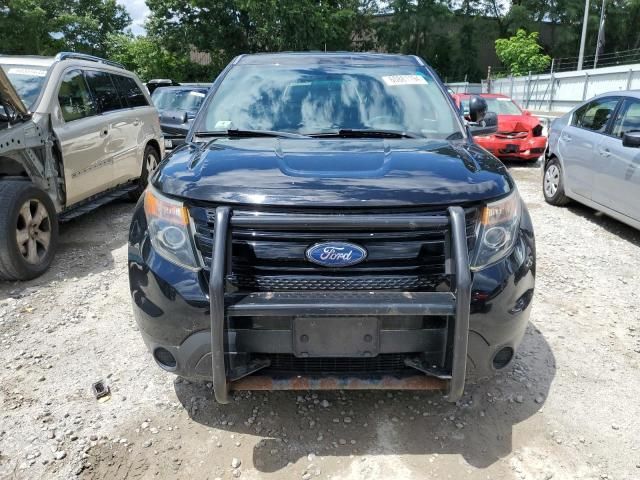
[194,129,309,139]
[309,129,421,139]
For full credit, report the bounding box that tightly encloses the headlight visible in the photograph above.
[144,186,199,269]
[471,190,521,271]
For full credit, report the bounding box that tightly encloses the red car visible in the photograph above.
[454,94,547,161]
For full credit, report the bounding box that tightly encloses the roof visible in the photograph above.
[153,85,210,93]
[455,93,509,99]
[0,56,56,67]
[234,52,423,67]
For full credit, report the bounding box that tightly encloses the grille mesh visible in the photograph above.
[190,207,477,292]
[259,353,412,374]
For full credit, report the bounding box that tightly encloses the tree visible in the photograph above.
[144,0,371,79]
[0,0,130,57]
[495,29,551,75]
[106,34,199,81]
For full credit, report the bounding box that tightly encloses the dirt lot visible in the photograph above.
[1,163,639,480]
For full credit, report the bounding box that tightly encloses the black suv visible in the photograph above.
[128,53,535,404]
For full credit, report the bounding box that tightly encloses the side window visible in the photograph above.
[572,98,619,133]
[84,70,123,113]
[114,75,148,108]
[611,99,640,139]
[57,70,97,122]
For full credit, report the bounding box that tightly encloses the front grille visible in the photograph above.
[258,353,412,375]
[190,206,478,292]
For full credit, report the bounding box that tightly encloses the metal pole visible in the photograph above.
[593,0,606,69]
[578,0,590,70]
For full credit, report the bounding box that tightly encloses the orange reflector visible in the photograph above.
[144,189,189,225]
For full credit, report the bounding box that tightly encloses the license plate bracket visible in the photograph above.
[293,317,379,357]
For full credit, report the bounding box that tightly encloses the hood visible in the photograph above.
[154,138,513,207]
[0,66,28,118]
[497,114,539,133]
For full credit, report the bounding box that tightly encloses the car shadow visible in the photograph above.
[566,202,640,248]
[0,198,134,299]
[502,157,543,169]
[174,321,555,472]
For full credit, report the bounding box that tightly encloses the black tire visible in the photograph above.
[0,181,59,280]
[129,144,160,200]
[542,157,570,206]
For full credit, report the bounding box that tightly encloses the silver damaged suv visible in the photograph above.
[0,52,163,280]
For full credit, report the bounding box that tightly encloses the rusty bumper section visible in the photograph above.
[231,374,447,391]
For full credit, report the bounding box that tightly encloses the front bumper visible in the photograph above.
[129,204,535,403]
[477,135,547,161]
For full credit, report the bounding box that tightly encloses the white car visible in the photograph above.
[543,91,640,230]
[0,52,164,280]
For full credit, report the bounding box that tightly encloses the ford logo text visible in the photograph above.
[305,242,367,267]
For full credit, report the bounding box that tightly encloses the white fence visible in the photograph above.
[449,63,640,114]
[447,82,482,94]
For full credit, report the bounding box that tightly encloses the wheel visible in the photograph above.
[542,157,570,206]
[0,181,59,280]
[129,144,160,200]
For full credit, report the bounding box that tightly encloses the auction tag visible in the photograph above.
[215,120,233,129]
[8,67,47,77]
[189,91,206,97]
[382,75,428,86]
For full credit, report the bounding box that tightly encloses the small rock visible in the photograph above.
[515,395,524,403]
[320,400,330,408]
[232,469,241,478]
[54,451,66,460]
[231,458,241,468]
[535,395,544,404]
[143,440,152,448]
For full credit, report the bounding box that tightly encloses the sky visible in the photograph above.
[117,0,149,35]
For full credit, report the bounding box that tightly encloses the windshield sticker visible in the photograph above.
[189,91,206,97]
[7,67,47,77]
[382,75,428,86]
[497,97,512,101]
[215,120,233,129]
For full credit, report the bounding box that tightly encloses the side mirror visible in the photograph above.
[468,95,488,123]
[622,131,640,148]
[160,110,189,125]
[470,111,498,136]
[522,110,531,116]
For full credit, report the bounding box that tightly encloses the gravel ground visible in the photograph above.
[1,163,639,480]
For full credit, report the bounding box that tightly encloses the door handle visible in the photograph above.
[598,147,611,157]
[133,119,140,127]
[561,133,572,142]
[99,129,109,138]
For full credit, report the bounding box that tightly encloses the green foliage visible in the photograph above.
[143,0,374,80]
[0,0,130,57]
[105,34,195,81]
[495,29,551,75]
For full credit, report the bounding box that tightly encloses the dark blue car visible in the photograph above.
[128,53,535,404]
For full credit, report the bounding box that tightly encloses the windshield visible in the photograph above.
[1,64,49,109]
[461,97,522,116]
[194,65,463,139]
[152,88,207,114]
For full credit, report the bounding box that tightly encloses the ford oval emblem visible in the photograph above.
[305,242,367,267]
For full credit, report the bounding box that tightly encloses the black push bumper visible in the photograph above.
[207,207,472,403]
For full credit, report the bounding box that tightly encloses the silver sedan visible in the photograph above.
[543,91,640,230]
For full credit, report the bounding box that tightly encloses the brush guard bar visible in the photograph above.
[209,207,472,404]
